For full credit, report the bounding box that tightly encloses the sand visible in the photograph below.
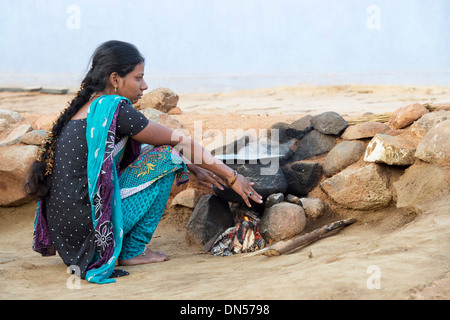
[0,84,449,300]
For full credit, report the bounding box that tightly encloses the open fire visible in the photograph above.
[210,207,266,256]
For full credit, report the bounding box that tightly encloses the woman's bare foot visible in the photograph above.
[118,247,170,266]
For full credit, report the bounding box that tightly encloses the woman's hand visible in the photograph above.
[231,174,263,208]
[188,164,227,191]
[188,164,263,208]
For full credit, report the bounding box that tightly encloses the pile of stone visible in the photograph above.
[185,103,450,248]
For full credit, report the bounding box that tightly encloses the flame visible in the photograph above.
[211,208,267,255]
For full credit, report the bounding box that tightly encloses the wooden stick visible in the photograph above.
[244,218,356,257]
[345,113,391,125]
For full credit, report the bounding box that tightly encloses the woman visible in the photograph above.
[25,40,262,284]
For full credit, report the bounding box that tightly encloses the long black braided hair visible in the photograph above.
[24,40,145,199]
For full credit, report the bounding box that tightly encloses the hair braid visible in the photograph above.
[35,78,96,175]
[26,75,98,196]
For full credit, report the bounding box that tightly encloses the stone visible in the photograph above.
[260,202,306,243]
[300,198,325,220]
[265,193,285,209]
[0,109,24,123]
[320,163,392,210]
[185,195,233,246]
[168,107,182,115]
[311,111,348,135]
[410,110,450,138]
[282,161,323,197]
[323,141,365,177]
[171,188,201,209]
[341,122,390,140]
[285,194,302,206]
[34,113,58,131]
[140,108,183,131]
[21,130,47,145]
[291,130,337,162]
[0,144,39,206]
[393,163,449,213]
[0,119,9,131]
[415,119,450,166]
[364,134,417,166]
[135,87,179,113]
[270,122,291,144]
[269,139,296,166]
[389,103,429,129]
[213,157,287,204]
[0,124,32,147]
[286,115,313,139]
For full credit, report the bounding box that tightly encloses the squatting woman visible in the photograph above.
[25,40,262,284]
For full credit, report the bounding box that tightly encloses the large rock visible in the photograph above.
[34,113,58,131]
[270,116,313,145]
[260,202,306,243]
[320,163,392,210]
[323,141,365,177]
[311,111,348,135]
[21,130,47,145]
[171,188,201,209]
[185,194,233,246]
[341,122,390,140]
[364,134,417,166]
[0,119,9,131]
[393,163,449,213]
[140,108,183,131]
[0,109,24,123]
[0,144,39,206]
[135,87,179,113]
[415,119,450,166]
[410,110,450,138]
[389,103,429,129]
[286,115,313,139]
[0,124,32,147]
[270,122,291,144]
[291,130,336,162]
[282,161,322,197]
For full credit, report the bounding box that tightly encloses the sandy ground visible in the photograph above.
[0,84,449,300]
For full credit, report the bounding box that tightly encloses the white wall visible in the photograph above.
[1,0,449,92]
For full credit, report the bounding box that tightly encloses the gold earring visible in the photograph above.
[114,85,118,93]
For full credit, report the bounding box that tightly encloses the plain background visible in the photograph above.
[1,0,449,92]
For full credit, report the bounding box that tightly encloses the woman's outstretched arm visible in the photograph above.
[132,120,263,207]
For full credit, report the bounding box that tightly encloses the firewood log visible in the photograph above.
[244,218,356,257]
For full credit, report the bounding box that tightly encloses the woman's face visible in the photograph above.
[116,63,148,104]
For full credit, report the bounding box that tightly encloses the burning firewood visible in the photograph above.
[244,218,356,257]
[210,207,267,256]
[242,228,255,252]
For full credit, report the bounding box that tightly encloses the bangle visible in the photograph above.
[225,170,238,187]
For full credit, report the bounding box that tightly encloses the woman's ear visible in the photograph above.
[108,72,120,89]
